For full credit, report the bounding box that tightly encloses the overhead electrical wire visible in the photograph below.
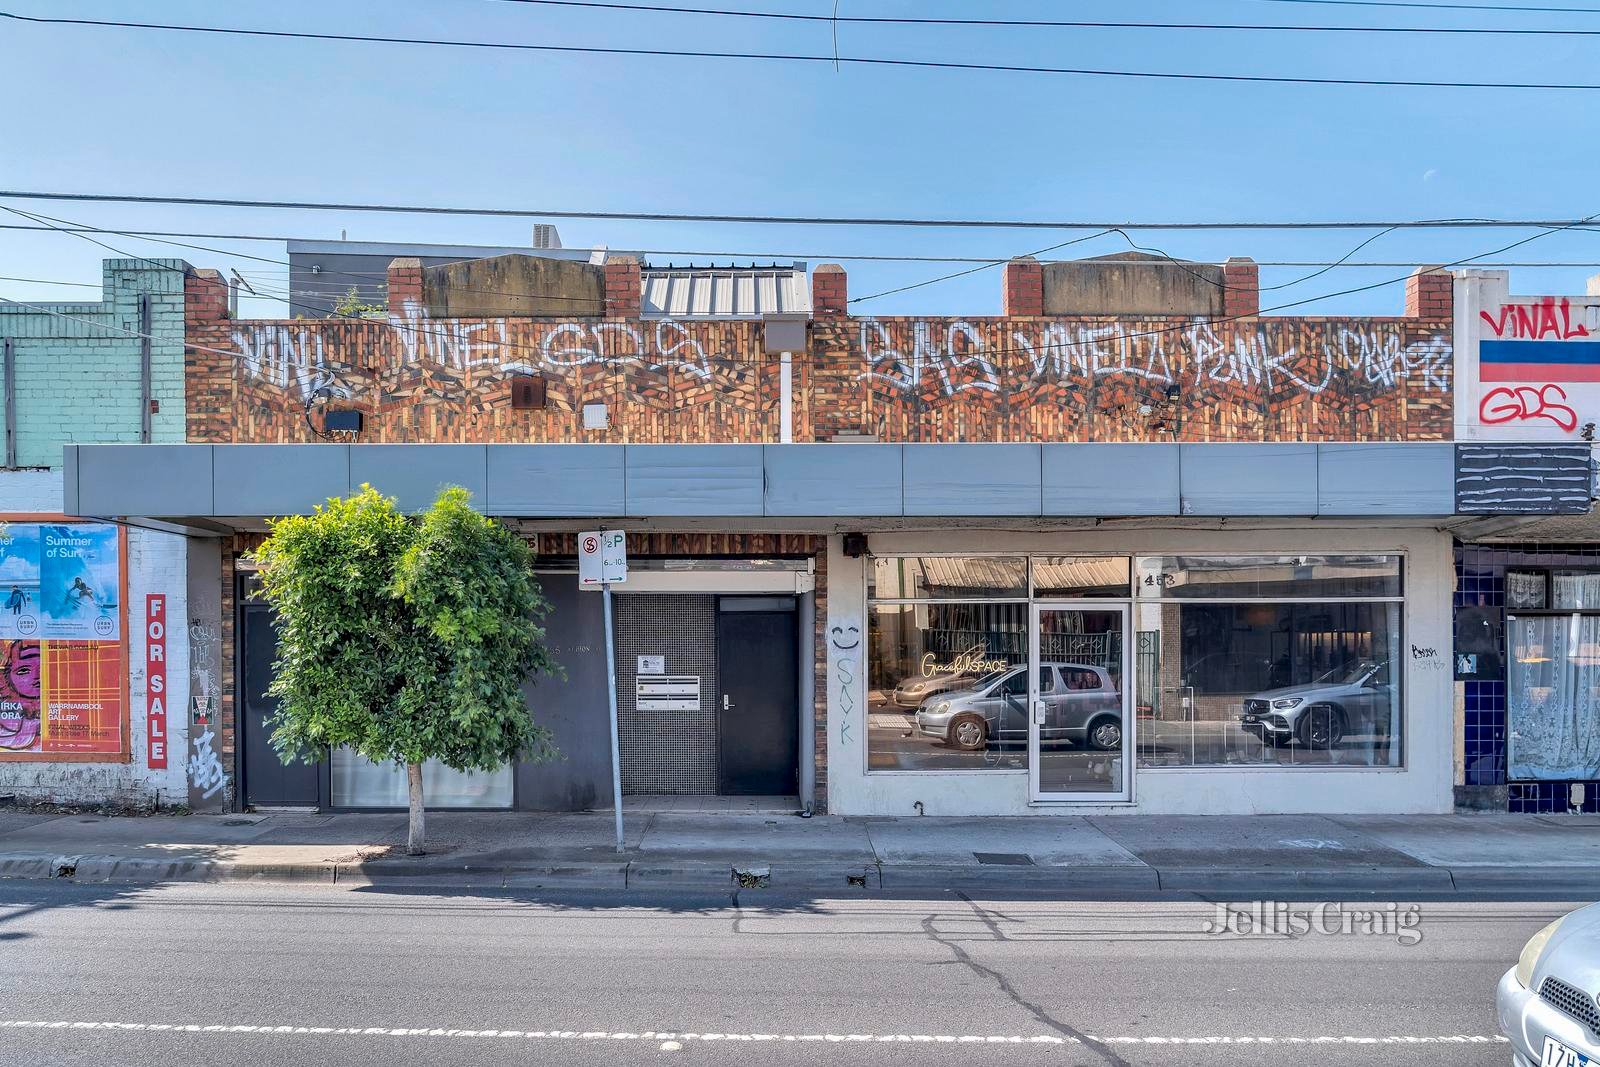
[10,201,1600,372]
[1234,0,1600,14]
[2,188,1596,232]
[4,10,1600,91]
[485,0,1600,34]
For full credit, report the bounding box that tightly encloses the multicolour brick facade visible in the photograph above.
[184,260,1455,447]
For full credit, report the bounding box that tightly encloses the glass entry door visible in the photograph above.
[1029,603,1133,802]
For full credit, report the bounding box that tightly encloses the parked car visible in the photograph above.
[1497,902,1600,1066]
[915,662,1122,752]
[889,672,982,711]
[1238,659,1394,748]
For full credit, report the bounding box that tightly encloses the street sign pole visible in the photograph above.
[603,579,624,853]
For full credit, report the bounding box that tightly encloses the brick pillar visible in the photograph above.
[1002,257,1044,316]
[812,264,848,317]
[1405,265,1453,319]
[185,267,230,325]
[386,257,424,313]
[1223,257,1259,318]
[604,255,642,318]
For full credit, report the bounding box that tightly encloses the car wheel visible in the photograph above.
[1087,716,1122,751]
[948,715,988,752]
[1296,705,1345,748]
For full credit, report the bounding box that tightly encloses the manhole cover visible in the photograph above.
[974,852,1034,866]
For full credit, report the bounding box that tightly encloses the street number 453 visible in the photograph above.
[1480,384,1579,433]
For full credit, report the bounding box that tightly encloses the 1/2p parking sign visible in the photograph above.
[578,530,627,588]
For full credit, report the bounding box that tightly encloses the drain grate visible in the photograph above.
[973,852,1035,866]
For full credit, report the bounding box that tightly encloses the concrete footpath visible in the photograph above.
[0,808,1596,898]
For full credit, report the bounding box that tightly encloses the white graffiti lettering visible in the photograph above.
[187,727,226,801]
[233,306,716,399]
[861,318,1450,399]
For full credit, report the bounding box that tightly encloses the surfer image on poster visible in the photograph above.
[38,524,119,641]
[0,524,41,641]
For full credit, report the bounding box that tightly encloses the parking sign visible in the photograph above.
[579,530,627,588]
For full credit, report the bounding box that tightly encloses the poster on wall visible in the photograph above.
[38,524,120,640]
[0,521,127,760]
[0,523,41,639]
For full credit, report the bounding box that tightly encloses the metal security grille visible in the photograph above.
[1540,976,1600,1036]
[614,594,719,795]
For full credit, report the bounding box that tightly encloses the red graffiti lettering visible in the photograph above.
[1480,296,1591,340]
[1479,384,1579,433]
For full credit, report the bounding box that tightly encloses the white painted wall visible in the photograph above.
[0,472,191,807]
[825,525,1455,816]
[1,470,63,513]
[1455,269,1600,442]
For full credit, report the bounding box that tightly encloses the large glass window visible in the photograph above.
[1136,555,1401,600]
[865,555,1128,772]
[1136,556,1404,769]
[868,601,1029,771]
[1507,612,1600,781]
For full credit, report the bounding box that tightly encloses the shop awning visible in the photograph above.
[61,441,1593,534]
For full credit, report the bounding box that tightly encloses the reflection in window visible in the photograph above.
[1032,556,1130,598]
[1136,599,1402,768]
[867,601,1029,771]
[1136,555,1401,600]
[868,557,1026,600]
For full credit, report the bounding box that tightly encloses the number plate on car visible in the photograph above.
[1543,1036,1594,1067]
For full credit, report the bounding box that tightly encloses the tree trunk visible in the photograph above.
[405,762,425,856]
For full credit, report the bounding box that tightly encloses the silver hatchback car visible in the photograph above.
[1498,902,1600,1066]
[915,661,1122,753]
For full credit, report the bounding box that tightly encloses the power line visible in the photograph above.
[2,189,1595,232]
[6,10,1600,91]
[1236,0,1600,14]
[487,0,1600,34]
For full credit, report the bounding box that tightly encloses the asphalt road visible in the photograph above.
[0,880,1575,1066]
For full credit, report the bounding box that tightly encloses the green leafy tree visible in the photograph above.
[253,485,558,854]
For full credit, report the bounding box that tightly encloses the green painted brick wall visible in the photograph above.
[1,259,190,469]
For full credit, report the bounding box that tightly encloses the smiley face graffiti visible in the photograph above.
[830,624,861,651]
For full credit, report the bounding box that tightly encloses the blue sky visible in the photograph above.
[2,0,1599,317]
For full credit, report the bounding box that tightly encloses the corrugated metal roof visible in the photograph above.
[640,265,810,319]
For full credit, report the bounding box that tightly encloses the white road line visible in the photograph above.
[0,1020,1511,1046]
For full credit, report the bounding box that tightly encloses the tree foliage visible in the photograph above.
[252,485,558,789]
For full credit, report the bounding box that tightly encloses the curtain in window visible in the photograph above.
[1508,614,1600,780]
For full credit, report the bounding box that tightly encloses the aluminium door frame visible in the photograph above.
[1027,599,1134,804]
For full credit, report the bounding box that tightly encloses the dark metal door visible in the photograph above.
[239,602,320,807]
[716,608,798,796]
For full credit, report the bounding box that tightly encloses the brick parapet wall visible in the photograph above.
[1406,266,1454,320]
[1002,258,1044,317]
[184,261,1455,447]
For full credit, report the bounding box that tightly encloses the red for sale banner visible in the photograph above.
[145,594,167,769]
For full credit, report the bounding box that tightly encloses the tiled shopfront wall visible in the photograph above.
[1457,544,1600,813]
[613,594,719,795]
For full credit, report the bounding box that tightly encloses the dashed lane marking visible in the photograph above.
[0,1021,1511,1047]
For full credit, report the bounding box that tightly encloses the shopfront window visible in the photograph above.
[1506,567,1600,781]
[865,555,1128,772]
[868,600,1028,771]
[1135,555,1404,769]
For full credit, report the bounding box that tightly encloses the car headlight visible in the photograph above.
[1271,698,1303,710]
[930,701,950,716]
[906,682,927,693]
[1515,917,1567,987]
